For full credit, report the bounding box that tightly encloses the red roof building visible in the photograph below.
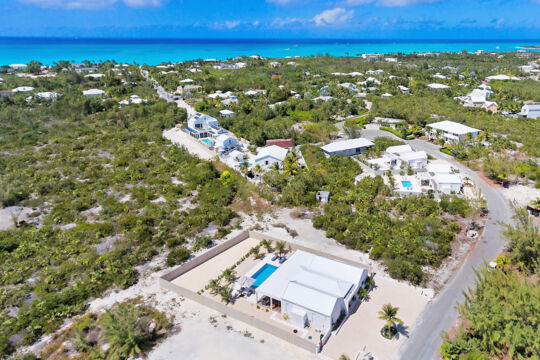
[266,139,294,148]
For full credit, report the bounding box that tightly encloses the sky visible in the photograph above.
[1,0,540,39]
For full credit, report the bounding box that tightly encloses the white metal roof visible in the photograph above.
[255,145,288,161]
[255,250,366,317]
[386,144,412,155]
[219,109,234,115]
[426,163,453,174]
[427,83,450,89]
[427,120,480,135]
[400,151,427,161]
[82,89,105,96]
[433,173,462,184]
[321,138,374,153]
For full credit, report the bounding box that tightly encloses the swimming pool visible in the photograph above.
[401,180,413,188]
[251,263,278,288]
[201,138,214,146]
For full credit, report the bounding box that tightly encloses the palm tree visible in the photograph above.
[222,267,236,285]
[101,303,152,359]
[261,239,272,253]
[283,151,300,176]
[378,303,403,338]
[253,163,264,178]
[275,241,286,256]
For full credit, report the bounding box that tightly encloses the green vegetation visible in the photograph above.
[0,65,249,357]
[37,299,172,360]
[313,176,468,284]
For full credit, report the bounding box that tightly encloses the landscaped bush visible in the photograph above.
[166,246,191,267]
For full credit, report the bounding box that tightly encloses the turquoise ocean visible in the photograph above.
[1,38,539,65]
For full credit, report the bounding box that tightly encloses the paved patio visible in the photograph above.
[322,275,430,360]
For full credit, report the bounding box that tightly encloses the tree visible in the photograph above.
[282,151,301,176]
[275,241,286,255]
[503,205,540,274]
[378,303,403,337]
[101,302,152,359]
[261,239,272,253]
[222,267,236,284]
[27,60,42,74]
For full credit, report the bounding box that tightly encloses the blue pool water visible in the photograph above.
[401,180,413,188]
[201,138,214,146]
[251,264,278,288]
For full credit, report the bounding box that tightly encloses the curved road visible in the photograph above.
[363,128,512,360]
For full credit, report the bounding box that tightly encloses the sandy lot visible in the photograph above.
[0,206,33,231]
[163,127,216,160]
[172,237,261,292]
[500,184,540,207]
[322,276,430,360]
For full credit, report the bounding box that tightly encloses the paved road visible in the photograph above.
[362,127,513,359]
[140,68,196,116]
[373,136,511,359]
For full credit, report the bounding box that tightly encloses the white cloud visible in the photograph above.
[252,20,260,27]
[225,20,241,29]
[271,17,308,27]
[377,0,440,6]
[313,7,354,26]
[122,0,164,7]
[19,0,164,9]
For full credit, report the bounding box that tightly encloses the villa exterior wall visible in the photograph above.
[159,277,319,353]
[160,230,370,354]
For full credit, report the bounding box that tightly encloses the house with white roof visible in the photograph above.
[517,104,540,119]
[12,86,35,93]
[321,138,374,156]
[9,64,27,70]
[432,173,462,194]
[35,91,61,101]
[255,145,288,169]
[255,250,368,333]
[269,61,281,68]
[427,83,450,89]
[369,144,427,171]
[397,85,410,93]
[187,112,219,130]
[82,89,105,97]
[214,134,238,151]
[427,120,481,143]
[219,109,234,118]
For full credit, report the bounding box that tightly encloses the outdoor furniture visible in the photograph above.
[246,289,253,296]
[271,253,279,261]
[279,256,286,264]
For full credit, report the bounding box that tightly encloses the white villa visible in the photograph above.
[255,250,368,333]
[427,120,481,143]
[185,112,227,139]
[219,109,234,118]
[321,138,374,156]
[12,86,35,93]
[368,144,427,171]
[82,89,105,97]
[517,104,540,119]
[255,145,288,169]
[427,83,450,89]
[431,173,463,194]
